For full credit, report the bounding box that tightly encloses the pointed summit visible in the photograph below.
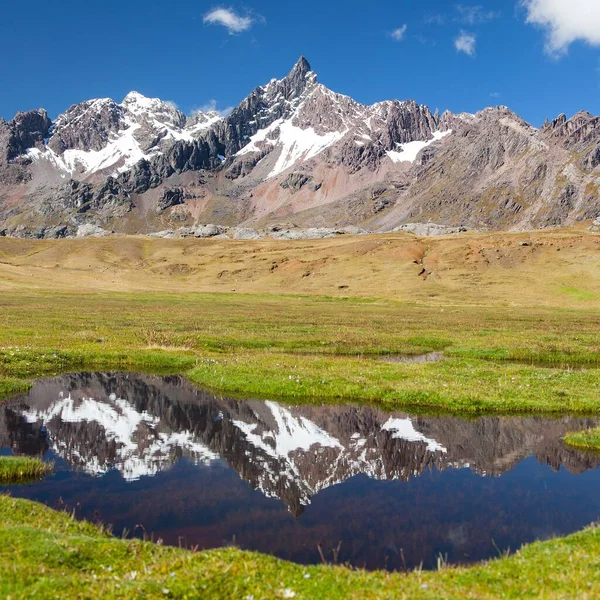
[281,56,316,100]
[288,56,312,78]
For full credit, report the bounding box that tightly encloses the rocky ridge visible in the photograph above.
[1,57,600,235]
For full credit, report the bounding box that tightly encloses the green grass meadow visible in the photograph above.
[2,290,600,598]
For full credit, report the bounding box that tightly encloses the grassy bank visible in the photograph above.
[0,457,52,484]
[1,495,600,600]
[0,377,31,401]
[564,427,600,451]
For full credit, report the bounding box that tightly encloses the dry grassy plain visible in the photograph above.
[1,226,599,307]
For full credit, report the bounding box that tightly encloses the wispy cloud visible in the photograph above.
[424,12,446,25]
[490,91,501,98]
[203,7,255,34]
[390,25,408,41]
[455,4,500,25]
[425,5,499,26]
[414,33,436,46]
[454,30,477,56]
[521,0,600,56]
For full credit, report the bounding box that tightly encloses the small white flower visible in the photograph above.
[282,590,296,599]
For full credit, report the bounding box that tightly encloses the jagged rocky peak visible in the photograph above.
[438,109,475,131]
[229,57,449,179]
[541,110,600,148]
[187,109,222,136]
[48,98,125,154]
[40,89,224,172]
[24,90,225,180]
[121,91,187,130]
[0,109,52,161]
[279,56,316,98]
[0,108,54,183]
[375,99,439,146]
[473,105,534,130]
[219,56,319,155]
[9,109,52,154]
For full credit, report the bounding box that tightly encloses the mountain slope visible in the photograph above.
[1,57,599,237]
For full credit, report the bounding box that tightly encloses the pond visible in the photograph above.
[2,372,600,571]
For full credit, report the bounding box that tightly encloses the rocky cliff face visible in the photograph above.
[4,372,600,514]
[1,57,600,236]
[0,109,52,183]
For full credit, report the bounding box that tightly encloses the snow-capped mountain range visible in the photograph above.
[27,92,221,179]
[2,57,600,238]
[3,372,600,515]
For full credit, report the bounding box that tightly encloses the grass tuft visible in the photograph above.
[564,427,600,451]
[0,456,53,484]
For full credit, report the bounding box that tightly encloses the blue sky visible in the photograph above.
[1,0,599,127]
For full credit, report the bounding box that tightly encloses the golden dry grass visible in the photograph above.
[0,226,599,307]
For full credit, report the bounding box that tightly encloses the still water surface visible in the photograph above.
[3,372,600,571]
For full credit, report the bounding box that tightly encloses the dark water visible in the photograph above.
[3,372,600,571]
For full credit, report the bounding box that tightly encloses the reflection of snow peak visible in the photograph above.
[233,401,342,457]
[382,418,447,453]
[19,386,448,507]
[23,394,217,481]
[231,402,448,508]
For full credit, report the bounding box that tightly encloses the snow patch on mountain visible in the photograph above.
[235,110,347,179]
[236,118,282,157]
[387,130,452,164]
[265,401,343,454]
[268,121,346,178]
[187,112,222,136]
[29,119,151,176]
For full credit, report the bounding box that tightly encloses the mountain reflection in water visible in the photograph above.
[3,372,600,571]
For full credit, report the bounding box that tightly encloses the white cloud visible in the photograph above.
[522,0,600,55]
[489,91,501,98]
[203,7,254,34]
[455,4,500,25]
[390,25,408,41]
[196,100,235,117]
[454,30,477,55]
